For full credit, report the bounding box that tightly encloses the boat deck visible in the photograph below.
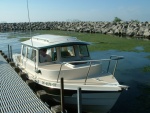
[0,55,52,113]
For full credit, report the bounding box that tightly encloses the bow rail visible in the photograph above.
[57,55,124,84]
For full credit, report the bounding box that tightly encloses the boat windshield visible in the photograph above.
[61,46,75,58]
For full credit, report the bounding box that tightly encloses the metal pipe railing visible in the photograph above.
[107,55,124,72]
[57,62,65,83]
[56,55,124,85]
[84,61,92,85]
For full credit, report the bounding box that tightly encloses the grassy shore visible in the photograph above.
[36,30,150,52]
[19,30,150,52]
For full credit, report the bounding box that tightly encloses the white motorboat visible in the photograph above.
[13,34,128,113]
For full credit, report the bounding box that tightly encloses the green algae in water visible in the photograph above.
[143,66,150,72]
[146,55,150,60]
[19,38,30,42]
[7,35,17,38]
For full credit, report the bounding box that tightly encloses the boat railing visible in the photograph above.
[107,55,124,76]
[57,55,124,84]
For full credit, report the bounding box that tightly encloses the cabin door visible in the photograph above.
[21,45,27,68]
[25,47,37,77]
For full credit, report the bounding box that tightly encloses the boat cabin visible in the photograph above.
[18,34,101,80]
[20,34,91,66]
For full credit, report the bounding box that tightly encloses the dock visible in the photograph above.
[0,54,52,113]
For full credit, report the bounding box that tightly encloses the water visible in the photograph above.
[91,50,150,113]
[0,32,150,113]
[134,46,144,51]
[0,32,22,53]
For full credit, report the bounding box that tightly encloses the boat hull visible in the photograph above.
[44,87,121,113]
[67,93,120,113]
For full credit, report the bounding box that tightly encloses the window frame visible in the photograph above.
[27,46,36,62]
[22,45,26,57]
[79,45,89,57]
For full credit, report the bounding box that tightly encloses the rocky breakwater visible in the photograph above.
[0,21,150,40]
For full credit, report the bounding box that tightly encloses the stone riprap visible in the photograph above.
[0,21,150,39]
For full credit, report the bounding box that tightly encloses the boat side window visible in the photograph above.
[61,46,75,58]
[39,47,56,63]
[22,45,26,57]
[27,47,36,62]
[79,45,89,57]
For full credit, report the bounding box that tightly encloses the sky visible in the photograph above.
[0,0,150,23]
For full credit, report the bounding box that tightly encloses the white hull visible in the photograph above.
[51,91,121,113]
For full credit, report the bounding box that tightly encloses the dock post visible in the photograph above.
[1,51,4,56]
[60,77,65,113]
[7,44,11,62]
[10,45,13,61]
[8,44,10,60]
[77,87,82,113]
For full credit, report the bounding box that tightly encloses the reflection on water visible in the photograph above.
[91,50,150,113]
[0,32,150,113]
[134,46,144,51]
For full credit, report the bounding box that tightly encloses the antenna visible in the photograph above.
[26,0,36,70]
[26,0,33,46]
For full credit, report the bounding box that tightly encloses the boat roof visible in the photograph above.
[21,34,90,49]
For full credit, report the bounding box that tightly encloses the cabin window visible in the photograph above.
[61,46,75,58]
[22,45,26,57]
[79,45,89,57]
[39,47,56,63]
[47,47,57,61]
[32,50,36,62]
[27,47,36,62]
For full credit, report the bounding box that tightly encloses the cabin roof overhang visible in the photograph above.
[21,34,90,49]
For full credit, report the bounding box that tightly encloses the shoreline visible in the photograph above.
[0,21,150,40]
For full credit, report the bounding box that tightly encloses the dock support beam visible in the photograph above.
[60,77,65,113]
[77,87,82,113]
